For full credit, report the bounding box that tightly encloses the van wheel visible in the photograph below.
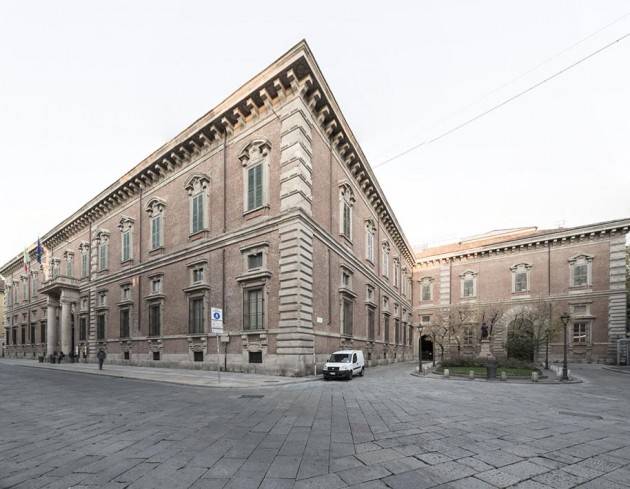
[359,367,365,377]
[347,371,353,380]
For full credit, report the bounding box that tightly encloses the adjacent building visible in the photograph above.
[0,279,5,356]
[1,41,415,375]
[413,220,630,364]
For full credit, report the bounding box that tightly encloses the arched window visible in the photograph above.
[145,198,166,251]
[239,139,271,213]
[118,216,135,262]
[184,174,210,235]
[339,183,355,240]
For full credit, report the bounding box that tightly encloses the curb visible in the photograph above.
[602,366,630,375]
[409,371,583,384]
[2,361,322,390]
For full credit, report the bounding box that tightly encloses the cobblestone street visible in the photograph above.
[1,361,629,489]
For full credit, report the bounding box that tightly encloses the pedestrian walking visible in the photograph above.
[97,349,106,370]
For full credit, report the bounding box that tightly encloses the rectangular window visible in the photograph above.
[66,258,73,277]
[120,309,130,338]
[244,288,264,330]
[366,229,374,261]
[122,230,131,261]
[247,164,263,210]
[40,323,46,344]
[189,298,204,334]
[121,285,131,301]
[12,328,17,345]
[151,215,162,249]
[342,203,351,238]
[395,318,400,344]
[79,316,87,341]
[82,252,89,278]
[574,264,588,286]
[464,327,473,345]
[341,271,351,288]
[153,351,160,361]
[98,292,107,307]
[403,323,407,345]
[384,316,390,344]
[367,307,375,340]
[249,351,263,364]
[151,278,162,294]
[422,283,431,301]
[30,324,35,345]
[409,326,414,346]
[192,267,204,283]
[573,321,588,344]
[515,272,527,292]
[342,299,353,336]
[99,243,108,271]
[149,303,161,337]
[193,351,203,362]
[247,252,263,270]
[96,313,106,340]
[463,279,474,297]
[191,193,204,233]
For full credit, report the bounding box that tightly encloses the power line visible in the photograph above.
[374,30,630,170]
[419,10,630,137]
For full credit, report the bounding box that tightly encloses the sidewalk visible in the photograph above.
[0,358,320,389]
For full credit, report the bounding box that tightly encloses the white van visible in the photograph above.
[322,350,365,380]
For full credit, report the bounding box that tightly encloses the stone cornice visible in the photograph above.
[1,40,413,273]
[416,218,630,267]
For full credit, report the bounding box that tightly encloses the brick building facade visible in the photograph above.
[1,41,415,375]
[413,220,629,364]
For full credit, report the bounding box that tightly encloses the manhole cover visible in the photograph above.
[559,410,603,420]
[263,380,280,383]
[240,394,264,399]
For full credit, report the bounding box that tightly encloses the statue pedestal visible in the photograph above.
[478,340,494,360]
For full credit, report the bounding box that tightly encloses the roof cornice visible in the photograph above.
[416,218,630,265]
[1,40,414,271]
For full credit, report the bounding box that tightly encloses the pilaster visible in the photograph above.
[607,232,627,363]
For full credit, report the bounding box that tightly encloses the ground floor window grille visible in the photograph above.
[149,303,161,337]
[243,288,264,331]
[96,313,106,340]
[120,309,130,338]
[342,298,353,336]
[367,307,375,340]
[384,316,390,344]
[30,324,35,345]
[189,298,204,334]
[572,321,588,345]
[193,351,203,362]
[394,319,400,344]
[79,316,87,341]
[249,351,262,363]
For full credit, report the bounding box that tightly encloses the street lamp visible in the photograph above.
[560,312,571,381]
[417,325,424,373]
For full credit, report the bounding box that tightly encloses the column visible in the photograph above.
[60,298,72,358]
[46,298,58,358]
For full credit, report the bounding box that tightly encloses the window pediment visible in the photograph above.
[459,270,477,278]
[568,254,593,264]
[145,197,166,217]
[239,139,271,166]
[118,216,135,232]
[184,173,210,195]
[510,263,532,272]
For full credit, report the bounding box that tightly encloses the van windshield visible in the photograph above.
[328,353,351,363]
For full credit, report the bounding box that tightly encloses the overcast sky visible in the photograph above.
[1,1,629,265]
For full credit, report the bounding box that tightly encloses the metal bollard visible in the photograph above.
[500,371,507,381]
[469,370,475,380]
[531,371,539,382]
[443,368,450,378]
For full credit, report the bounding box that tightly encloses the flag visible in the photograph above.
[35,238,43,264]
[23,248,29,272]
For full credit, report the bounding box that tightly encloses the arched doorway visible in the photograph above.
[420,335,433,361]
[507,318,534,361]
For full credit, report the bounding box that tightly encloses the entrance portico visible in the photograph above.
[40,276,80,360]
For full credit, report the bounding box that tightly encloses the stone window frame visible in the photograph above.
[463,326,474,345]
[420,314,431,326]
[188,260,208,286]
[118,216,135,263]
[21,275,28,302]
[96,310,107,341]
[365,219,376,263]
[145,197,166,253]
[393,258,401,288]
[568,254,593,288]
[365,284,376,306]
[510,263,532,294]
[242,284,266,332]
[96,290,108,309]
[184,173,211,237]
[239,139,272,214]
[340,265,353,290]
[95,230,110,272]
[148,273,164,297]
[63,251,74,278]
[120,282,132,303]
[460,270,478,299]
[239,242,270,276]
[145,278,165,338]
[420,277,434,302]
[382,241,390,278]
[80,295,89,312]
[338,183,355,243]
[79,241,90,279]
[382,295,390,313]
[571,319,591,346]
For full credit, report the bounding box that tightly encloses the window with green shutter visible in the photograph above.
[247,164,263,210]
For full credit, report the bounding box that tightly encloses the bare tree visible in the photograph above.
[422,308,450,365]
[448,303,480,358]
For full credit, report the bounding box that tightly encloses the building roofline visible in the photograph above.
[416,217,630,264]
[1,39,415,273]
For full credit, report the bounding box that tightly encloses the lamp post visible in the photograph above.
[560,312,570,381]
[544,329,550,370]
[417,325,424,373]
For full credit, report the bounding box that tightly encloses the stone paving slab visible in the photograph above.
[1,363,629,489]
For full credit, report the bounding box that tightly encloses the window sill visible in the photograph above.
[569,286,592,293]
[240,329,266,335]
[117,299,134,307]
[365,299,377,307]
[243,204,270,219]
[145,293,165,301]
[339,233,353,246]
[188,229,209,241]
[339,287,357,299]
[148,247,165,257]
[237,270,272,283]
[120,259,134,266]
[183,283,211,293]
[94,306,109,311]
